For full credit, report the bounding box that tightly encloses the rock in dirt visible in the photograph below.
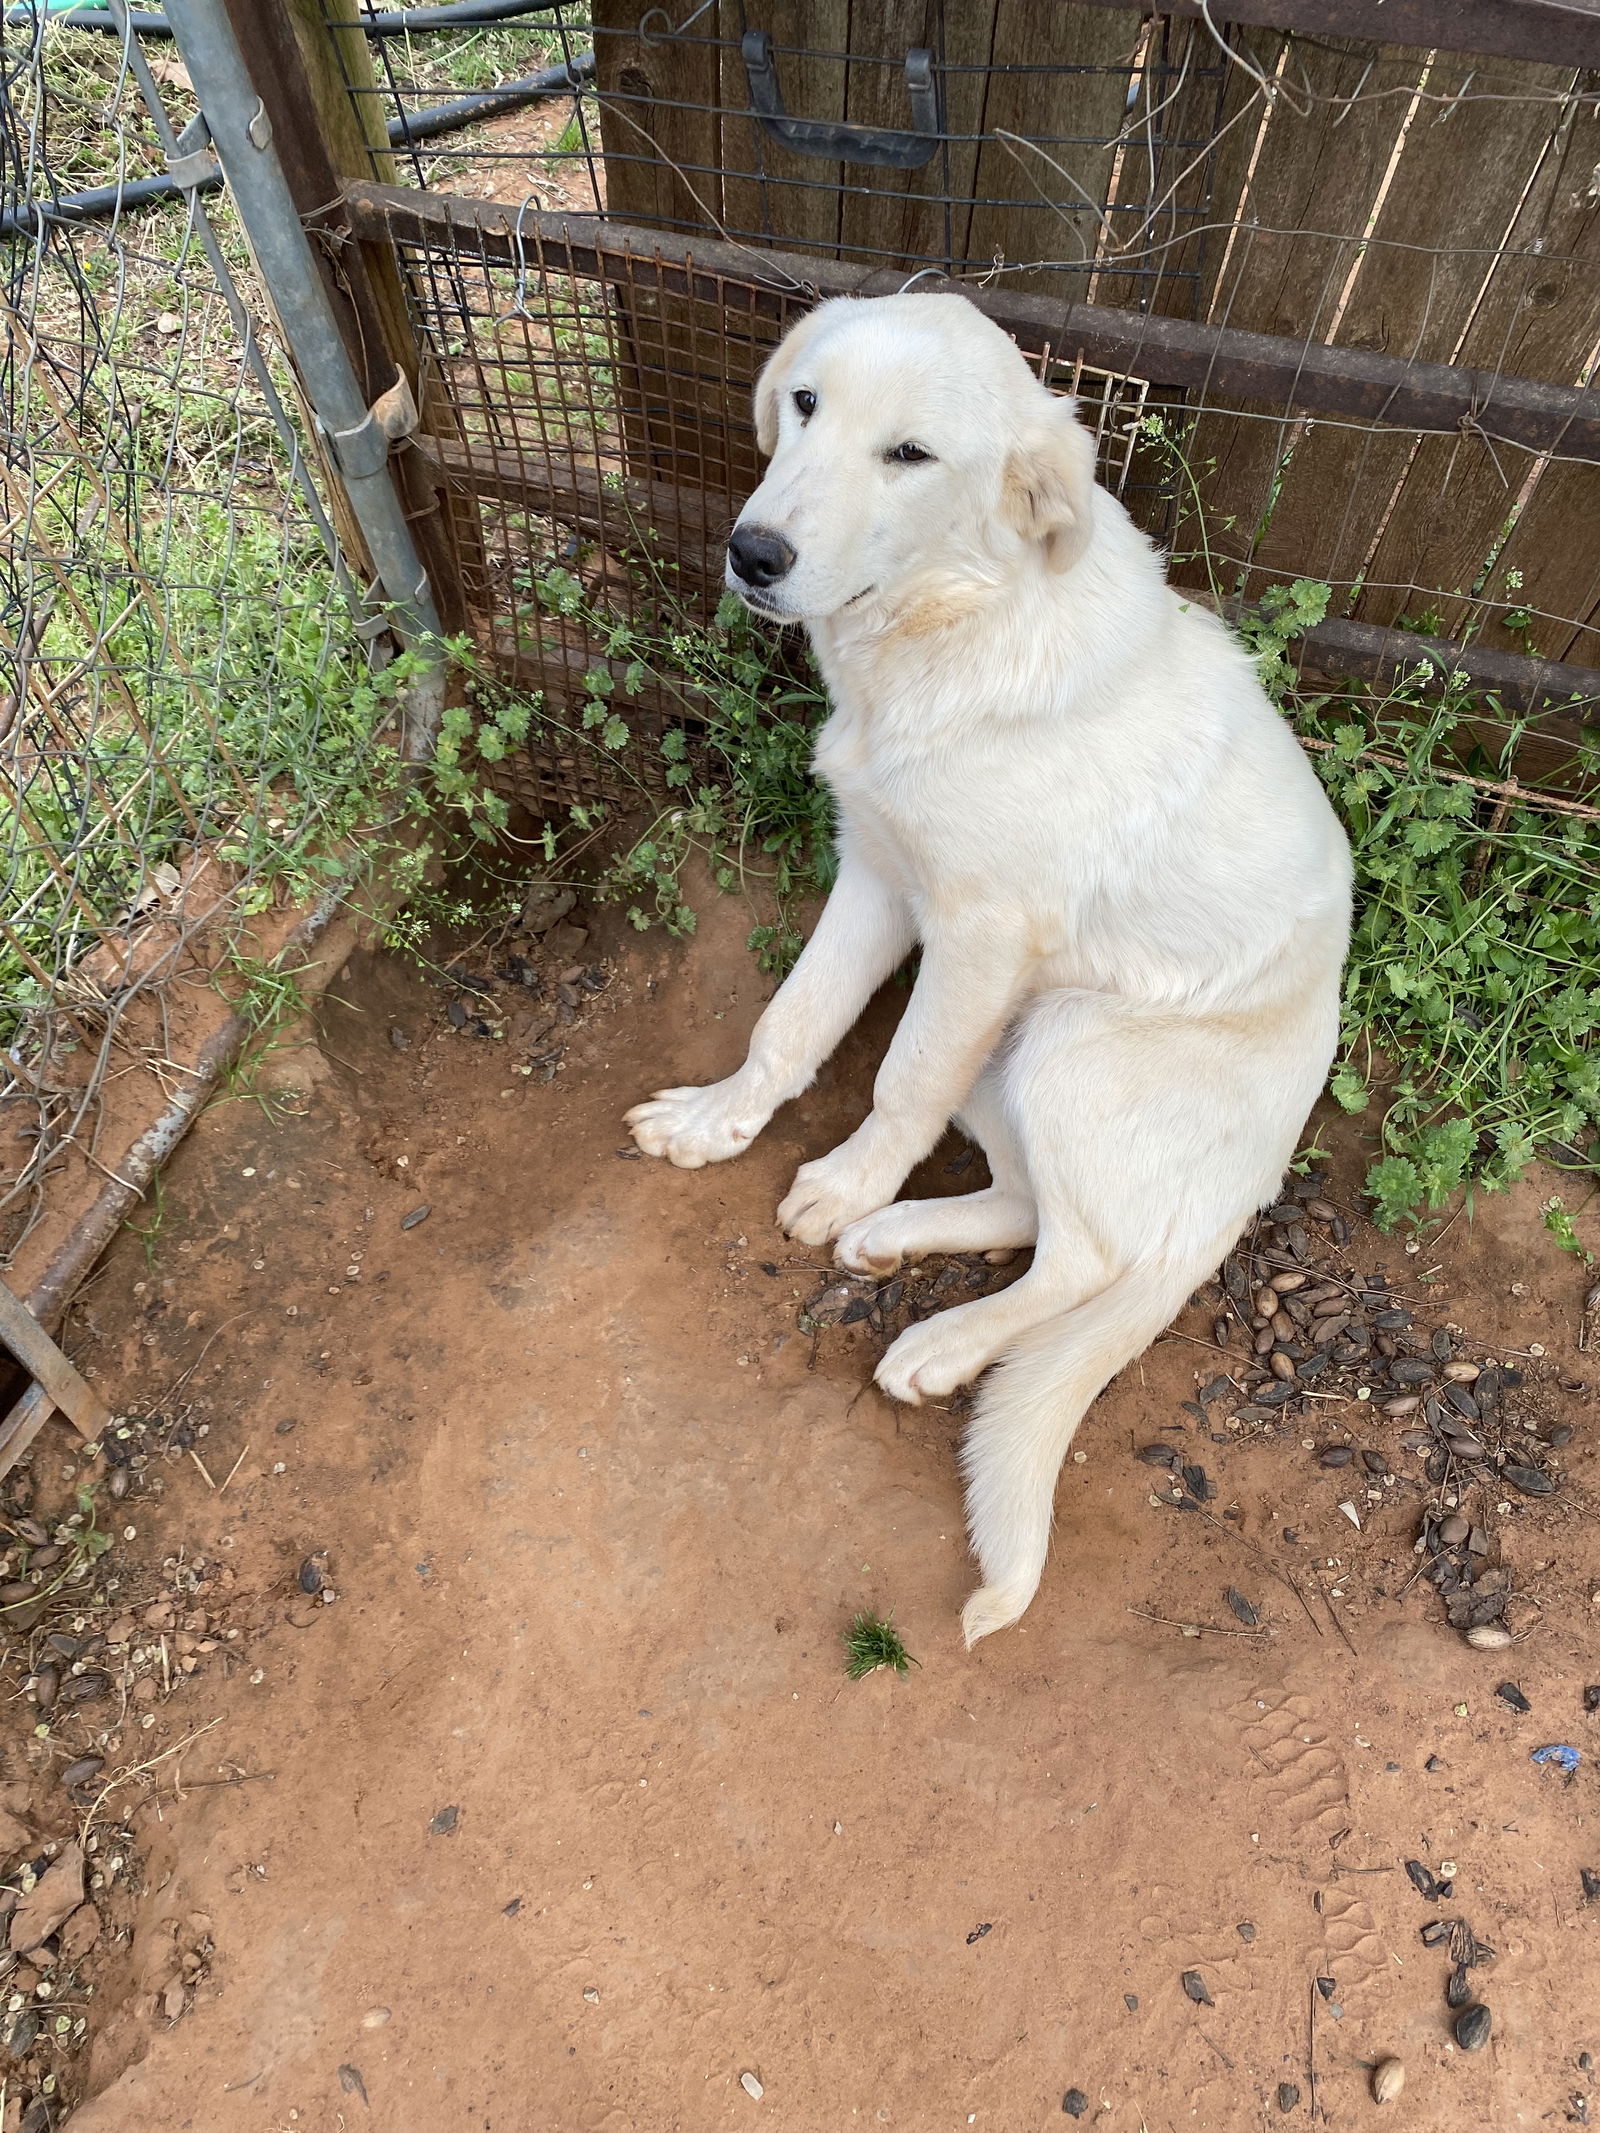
[1180,1969,1213,2006]
[1581,1868,1600,1901]
[58,1903,101,1962]
[521,883,576,934]
[362,2006,392,2029]
[429,1805,459,1836]
[1371,2057,1405,2103]
[9,1842,83,1953]
[1276,2082,1300,2112]
[1062,2090,1089,2117]
[1454,2002,1491,2052]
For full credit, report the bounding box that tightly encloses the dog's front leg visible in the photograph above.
[777,928,1026,1244]
[626,850,914,1168]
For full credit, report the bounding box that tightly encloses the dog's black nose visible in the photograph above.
[727,523,795,589]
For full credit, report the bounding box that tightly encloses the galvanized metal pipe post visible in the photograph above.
[162,0,448,755]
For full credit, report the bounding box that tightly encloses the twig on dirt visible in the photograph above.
[1126,1607,1267,1639]
[188,1449,216,1490]
[217,1443,249,1494]
[1321,1584,1359,1655]
[159,1770,273,1795]
[1154,1327,1231,1357]
[1281,1569,1326,1636]
[1198,2031,1236,2072]
[1308,1977,1320,2122]
[82,1717,223,1836]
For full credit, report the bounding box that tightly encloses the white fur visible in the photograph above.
[627,294,1352,1645]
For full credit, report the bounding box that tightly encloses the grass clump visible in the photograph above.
[842,1610,918,1680]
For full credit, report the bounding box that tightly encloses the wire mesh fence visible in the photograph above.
[328,2,1600,697]
[0,19,383,1275]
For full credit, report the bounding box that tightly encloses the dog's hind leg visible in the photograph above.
[834,1064,1037,1272]
[872,1208,1112,1402]
[834,1189,1037,1274]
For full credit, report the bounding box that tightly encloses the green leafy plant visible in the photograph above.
[438,576,836,970]
[1543,1193,1595,1266]
[842,1610,919,1680]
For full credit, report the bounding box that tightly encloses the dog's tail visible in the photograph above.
[959,1241,1232,1647]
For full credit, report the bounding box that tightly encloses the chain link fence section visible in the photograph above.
[1,17,383,1272]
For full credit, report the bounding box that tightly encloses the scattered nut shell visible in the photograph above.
[1464,1624,1514,1651]
[1372,2057,1405,2104]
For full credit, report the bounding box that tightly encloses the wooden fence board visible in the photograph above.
[593,2,724,239]
[1245,51,1579,607]
[1171,33,1415,596]
[1356,80,1600,660]
[961,3,1141,307]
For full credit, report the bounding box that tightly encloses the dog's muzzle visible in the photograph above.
[727,523,796,590]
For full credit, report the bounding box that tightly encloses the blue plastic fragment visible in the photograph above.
[1530,1744,1581,1775]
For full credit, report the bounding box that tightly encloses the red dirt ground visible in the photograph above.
[3,879,1592,2133]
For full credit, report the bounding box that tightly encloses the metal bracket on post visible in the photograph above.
[320,367,419,482]
[165,115,220,194]
[741,29,940,168]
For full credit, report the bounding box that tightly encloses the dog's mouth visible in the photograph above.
[733,582,876,622]
[735,587,787,617]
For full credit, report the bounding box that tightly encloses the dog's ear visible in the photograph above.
[1002,397,1098,572]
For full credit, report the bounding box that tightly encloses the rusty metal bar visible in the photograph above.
[343,190,1600,466]
[414,428,1600,718]
[1073,0,1600,72]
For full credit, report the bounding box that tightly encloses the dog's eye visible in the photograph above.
[792,389,816,419]
[887,441,932,465]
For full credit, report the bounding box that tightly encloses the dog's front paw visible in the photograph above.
[776,1152,893,1247]
[874,1313,993,1405]
[625,1079,766,1168]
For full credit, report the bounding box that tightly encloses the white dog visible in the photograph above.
[627,294,1351,1645]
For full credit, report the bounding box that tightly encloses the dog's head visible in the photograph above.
[726,294,1098,625]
